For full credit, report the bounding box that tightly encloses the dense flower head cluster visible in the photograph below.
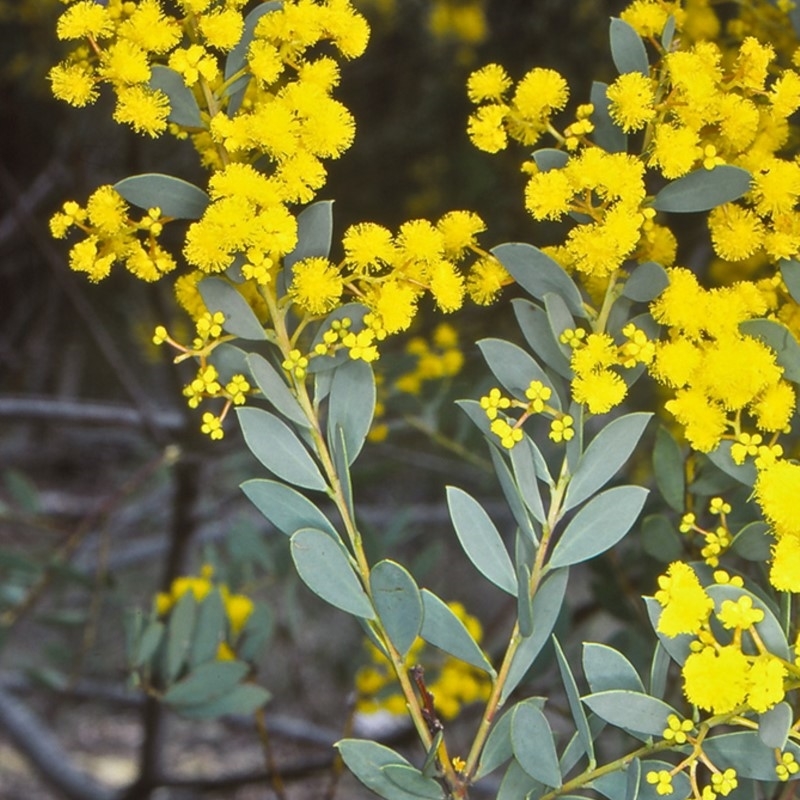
[354,601,491,720]
[654,562,792,716]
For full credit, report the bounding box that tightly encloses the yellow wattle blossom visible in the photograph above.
[606,71,656,132]
[655,562,713,636]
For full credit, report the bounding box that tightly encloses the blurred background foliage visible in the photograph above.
[0,1,669,798]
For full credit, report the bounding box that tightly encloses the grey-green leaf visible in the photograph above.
[731,521,773,561]
[247,353,307,426]
[189,589,226,668]
[702,732,800,780]
[564,414,652,511]
[492,243,586,317]
[652,166,751,213]
[163,660,249,706]
[178,683,270,720]
[583,642,645,694]
[370,560,423,658]
[285,200,334,269]
[241,478,340,542]
[382,765,445,799]
[446,486,516,595]
[336,739,423,800]
[641,514,683,563]
[165,591,197,683]
[706,440,757,487]
[554,637,594,769]
[290,528,374,619]
[517,563,534,638]
[501,567,568,703]
[199,277,267,340]
[478,338,560,408]
[610,18,649,75]
[490,446,539,542]
[781,258,800,303]
[740,317,800,383]
[475,708,514,779]
[114,173,210,219]
[134,620,164,668]
[550,486,648,568]
[759,701,792,749]
[653,425,685,512]
[327,359,375,465]
[149,66,202,127]
[420,589,494,675]
[511,701,562,787]
[509,437,548,524]
[582,690,676,736]
[237,407,327,491]
[623,262,669,302]
[512,298,572,379]
[590,81,627,153]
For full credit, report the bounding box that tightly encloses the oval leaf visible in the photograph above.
[163,660,249,707]
[512,298,572,379]
[165,592,197,683]
[590,81,627,153]
[149,65,202,127]
[337,739,427,800]
[247,353,308,426]
[583,642,645,694]
[420,589,494,675]
[189,589,226,667]
[370,560,423,658]
[781,258,800,303]
[178,683,270,720]
[610,18,649,76]
[291,529,374,619]
[492,242,586,317]
[582,690,676,736]
[114,173,210,219]
[549,486,648,568]
[240,478,340,541]
[475,708,514,779]
[511,701,562,787]
[446,486,517,595]
[477,338,560,408]
[554,637,595,769]
[285,200,334,269]
[199,277,267,340]
[623,262,669,302]
[382,765,445,799]
[652,166,751,213]
[706,440,757,487]
[731,521,773,561]
[327,359,375,465]
[652,425,685,513]
[564,413,652,511]
[759,701,792,749]
[702,732,800,781]
[237,407,327,491]
[509,438,547,524]
[502,567,569,703]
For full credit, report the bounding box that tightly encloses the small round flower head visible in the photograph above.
[607,72,656,132]
[288,257,343,315]
[655,561,713,636]
[467,63,511,103]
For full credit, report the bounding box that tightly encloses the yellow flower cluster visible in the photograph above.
[156,564,254,661]
[649,267,795,454]
[655,562,792,716]
[50,186,175,282]
[153,311,253,438]
[354,601,491,720]
[479,380,576,449]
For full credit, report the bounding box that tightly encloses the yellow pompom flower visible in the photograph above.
[49,62,98,107]
[289,257,343,315]
[466,256,509,305]
[572,370,627,415]
[56,0,114,40]
[429,260,465,313]
[513,67,569,122]
[467,104,508,153]
[770,534,800,592]
[746,655,786,712]
[524,168,574,221]
[607,72,656,132]
[755,460,800,539]
[708,204,764,262]
[467,63,511,103]
[372,280,418,334]
[113,86,171,137]
[342,222,396,271]
[650,124,701,179]
[86,185,129,236]
[655,562,713,636]
[437,211,485,260]
[683,644,749,714]
[199,8,245,51]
